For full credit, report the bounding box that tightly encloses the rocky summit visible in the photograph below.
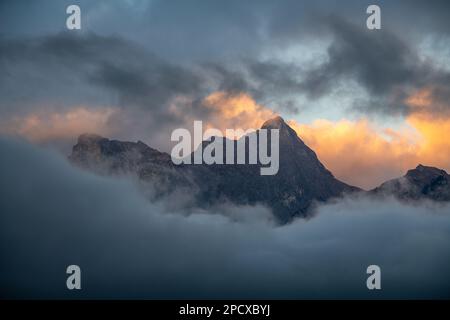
[371,164,450,201]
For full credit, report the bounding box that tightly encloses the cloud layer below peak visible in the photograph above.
[1,137,450,299]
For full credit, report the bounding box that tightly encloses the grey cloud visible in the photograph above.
[0,33,215,150]
[2,0,450,64]
[2,1,450,148]
[381,0,450,36]
[198,60,305,114]
[299,18,450,116]
[0,32,204,114]
[1,138,450,299]
[303,18,418,97]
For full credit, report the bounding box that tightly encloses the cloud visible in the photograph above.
[0,32,293,150]
[1,22,449,149]
[1,137,450,299]
[201,91,276,132]
[406,113,450,170]
[405,85,450,117]
[0,107,117,142]
[298,18,450,117]
[2,1,450,122]
[304,20,416,99]
[0,32,299,149]
[3,0,450,55]
[0,32,205,114]
[0,33,212,150]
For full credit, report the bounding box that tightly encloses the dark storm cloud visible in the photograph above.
[201,63,252,95]
[1,0,450,139]
[303,19,417,98]
[0,32,219,149]
[298,18,450,116]
[381,0,450,35]
[2,0,450,52]
[0,32,204,114]
[2,0,450,63]
[231,60,305,114]
[1,137,450,299]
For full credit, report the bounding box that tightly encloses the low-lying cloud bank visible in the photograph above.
[1,137,450,299]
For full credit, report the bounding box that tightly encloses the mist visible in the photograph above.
[1,137,450,299]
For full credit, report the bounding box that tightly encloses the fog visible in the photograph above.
[1,137,450,299]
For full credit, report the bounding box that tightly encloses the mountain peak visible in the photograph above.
[261,116,287,130]
[372,164,450,201]
[407,164,447,178]
[76,133,107,146]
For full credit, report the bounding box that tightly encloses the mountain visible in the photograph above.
[371,164,450,201]
[69,133,194,197]
[69,116,358,222]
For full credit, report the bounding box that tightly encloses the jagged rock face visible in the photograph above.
[69,133,194,197]
[70,133,168,172]
[372,164,450,201]
[69,117,359,222]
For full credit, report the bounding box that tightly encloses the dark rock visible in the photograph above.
[371,164,450,201]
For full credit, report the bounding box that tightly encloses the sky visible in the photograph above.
[1,0,450,189]
[1,1,450,299]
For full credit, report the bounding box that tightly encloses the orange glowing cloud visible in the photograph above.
[407,113,450,170]
[405,87,433,110]
[405,85,450,115]
[1,107,117,142]
[202,91,275,135]
[288,119,421,189]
